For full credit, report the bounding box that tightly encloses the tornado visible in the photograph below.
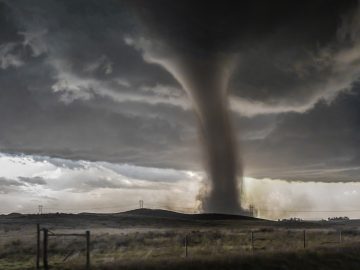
[189,57,241,213]
[124,43,242,213]
[126,45,242,213]
[150,53,242,213]
[156,54,241,213]
[128,1,243,213]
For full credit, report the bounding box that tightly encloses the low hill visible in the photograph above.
[122,208,260,221]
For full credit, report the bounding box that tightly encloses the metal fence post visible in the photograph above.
[303,230,306,249]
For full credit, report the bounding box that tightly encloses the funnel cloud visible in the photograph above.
[125,38,241,213]
[127,5,244,213]
[157,54,241,213]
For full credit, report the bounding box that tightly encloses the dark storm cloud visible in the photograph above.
[0,62,198,170]
[0,0,360,186]
[4,0,177,86]
[226,0,359,104]
[0,2,25,69]
[243,84,360,182]
[0,0,199,170]
[0,77,198,169]
[129,0,359,111]
[129,0,354,52]
[0,2,18,42]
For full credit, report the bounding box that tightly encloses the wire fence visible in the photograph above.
[1,224,360,269]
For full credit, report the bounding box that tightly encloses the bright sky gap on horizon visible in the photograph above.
[2,153,360,220]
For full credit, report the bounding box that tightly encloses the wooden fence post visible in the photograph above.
[43,228,48,270]
[339,230,342,243]
[36,224,40,269]
[184,235,188,258]
[251,231,254,252]
[86,231,90,269]
[303,230,306,249]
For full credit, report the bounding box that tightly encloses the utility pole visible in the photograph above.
[139,200,144,209]
[38,205,43,215]
[249,205,254,217]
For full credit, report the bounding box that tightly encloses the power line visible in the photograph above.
[42,203,138,212]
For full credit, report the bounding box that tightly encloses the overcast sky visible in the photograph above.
[1,0,360,219]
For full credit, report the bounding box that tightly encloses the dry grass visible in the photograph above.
[51,243,360,270]
[1,227,360,269]
[1,213,360,269]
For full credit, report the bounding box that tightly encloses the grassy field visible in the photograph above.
[69,244,360,270]
[0,210,360,269]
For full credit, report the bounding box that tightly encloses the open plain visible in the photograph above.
[1,209,360,269]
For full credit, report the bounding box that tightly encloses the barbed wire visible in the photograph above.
[0,233,35,238]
